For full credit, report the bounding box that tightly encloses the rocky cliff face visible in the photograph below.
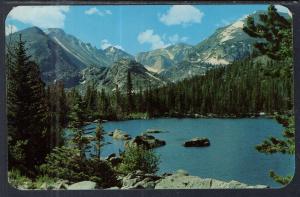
[79,59,167,91]
[46,28,111,68]
[104,46,134,63]
[189,19,256,66]
[136,43,193,73]
[137,11,290,82]
[7,27,135,87]
[6,27,83,87]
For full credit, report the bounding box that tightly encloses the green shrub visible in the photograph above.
[33,175,58,189]
[118,145,160,174]
[127,112,149,119]
[40,146,119,188]
[8,140,28,174]
[269,170,293,185]
[8,169,34,189]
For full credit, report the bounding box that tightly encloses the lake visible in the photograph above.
[83,118,295,188]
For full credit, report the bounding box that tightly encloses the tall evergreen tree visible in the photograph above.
[115,84,122,115]
[94,122,105,158]
[68,89,90,158]
[47,81,68,148]
[84,83,98,112]
[126,70,134,113]
[7,35,51,175]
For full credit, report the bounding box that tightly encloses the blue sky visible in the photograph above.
[5,4,290,55]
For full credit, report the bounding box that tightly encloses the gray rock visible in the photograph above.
[121,171,161,189]
[68,181,97,190]
[125,134,166,149]
[109,157,122,166]
[155,172,268,189]
[133,180,156,189]
[106,153,116,160]
[176,169,189,176]
[112,129,132,140]
[183,137,210,147]
[143,129,167,134]
[106,186,120,190]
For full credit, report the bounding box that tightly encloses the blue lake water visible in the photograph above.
[83,118,294,188]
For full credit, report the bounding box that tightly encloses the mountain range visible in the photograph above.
[6,11,288,90]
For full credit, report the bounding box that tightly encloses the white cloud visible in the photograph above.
[138,30,189,49]
[85,7,112,16]
[275,5,292,17]
[101,39,123,50]
[159,5,204,26]
[5,24,18,35]
[168,34,188,44]
[137,29,169,50]
[8,6,70,28]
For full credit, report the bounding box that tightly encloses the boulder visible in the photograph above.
[67,181,97,190]
[106,153,116,160]
[155,170,268,189]
[112,129,132,140]
[106,186,120,189]
[176,169,189,176]
[133,179,156,189]
[106,153,122,166]
[120,170,161,189]
[126,134,166,149]
[143,129,167,134]
[183,137,210,147]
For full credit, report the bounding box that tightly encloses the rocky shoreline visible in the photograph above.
[84,112,274,125]
[15,169,267,190]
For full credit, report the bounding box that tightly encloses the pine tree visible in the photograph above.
[94,122,105,158]
[126,70,134,114]
[243,5,292,61]
[84,83,98,112]
[47,81,68,148]
[7,35,51,175]
[115,84,122,115]
[68,90,89,158]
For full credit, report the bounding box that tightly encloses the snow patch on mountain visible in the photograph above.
[145,71,165,83]
[220,21,244,42]
[204,57,229,65]
[145,65,164,73]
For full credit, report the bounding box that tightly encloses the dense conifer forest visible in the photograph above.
[74,56,292,121]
